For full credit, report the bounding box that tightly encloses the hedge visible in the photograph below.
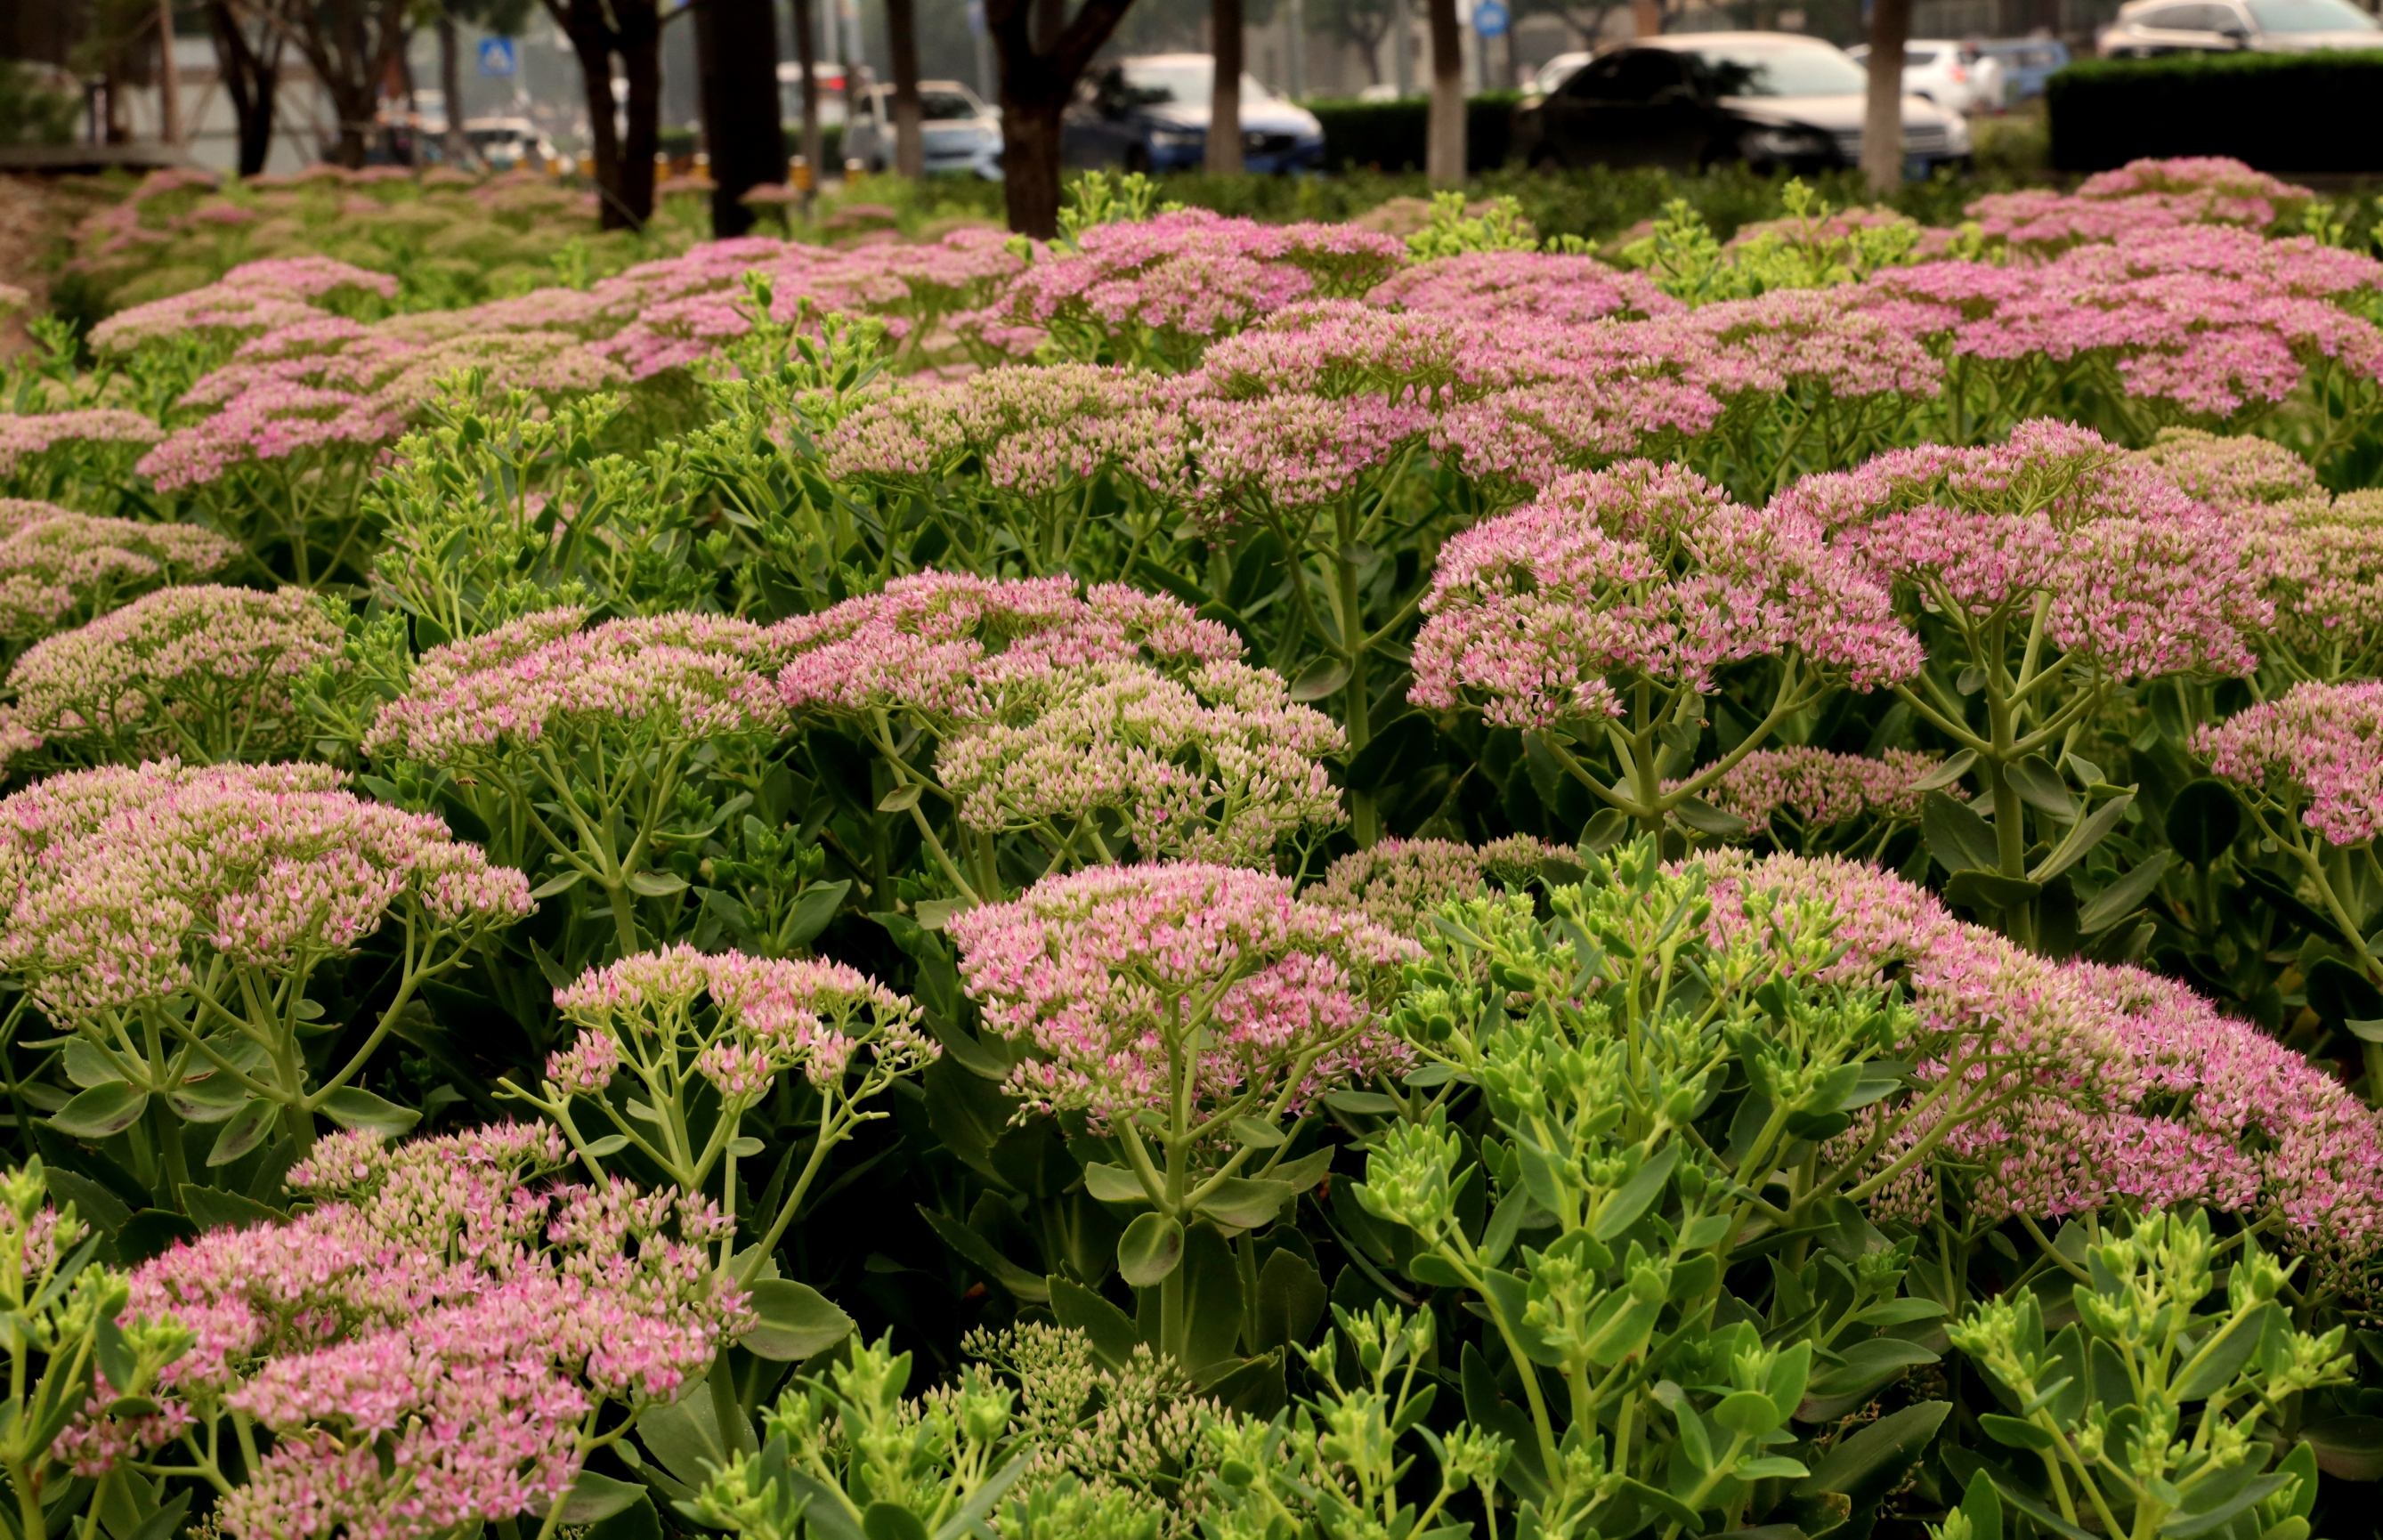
[1308,93,1523,174]
[2047,50,2383,173]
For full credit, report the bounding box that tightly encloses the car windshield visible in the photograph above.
[920,91,980,119]
[2244,0,2379,28]
[1117,61,1276,105]
[1687,44,1870,96]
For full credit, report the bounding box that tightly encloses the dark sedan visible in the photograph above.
[1512,32,1972,177]
[1062,54,1325,174]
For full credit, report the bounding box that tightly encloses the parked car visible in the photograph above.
[1062,54,1325,174]
[1513,33,1972,176]
[776,61,852,127]
[1846,38,2005,113]
[1969,36,2071,101]
[2098,0,2383,54]
[1533,50,1595,93]
[841,80,1003,179]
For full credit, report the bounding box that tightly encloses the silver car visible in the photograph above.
[2098,0,2383,54]
[841,80,1004,180]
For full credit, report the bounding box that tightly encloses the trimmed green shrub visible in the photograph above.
[2047,50,2383,172]
[1308,92,1523,173]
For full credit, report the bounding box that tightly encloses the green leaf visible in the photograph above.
[1736,1456,1812,1480]
[2299,1416,2383,1480]
[1978,1413,2055,1450]
[1288,656,1351,703]
[1195,1178,1297,1229]
[558,1472,648,1525]
[2165,779,2244,866]
[1855,1298,1947,1325]
[1794,1400,1951,1512]
[166,1070,252,1123]
[315,1088,422,1137]
[1229,1117,1286,1149]
[2305,958,2383,1032]
[49,1083,149,1140]
[863,1504,930,1540]
[207,1100,279,1167]
[1081,1162,1151,1204]
[1323,1090,1399,1116]
[739,1280,855,1361]
[2162,1474,2291,1538]
[115,1210,199,1266]
[1673,798,1748,838]
[1909,750,1977,792]
[2031,790,2135,883]
[1797,1342,1939,1420]
[1117,1212,1185,1287]
[1050,1277,1140,1369]
[1714,1390,1784,1438]
[624,869,689,898]
[2172,1302,2274,1400]
[783,879,851,948]
[1577,809,1630,855]
[1593,1143,1681,1242]
[912,898,969,931]
[876,783,923,814]
[1925,791,2000,875]
[2006,755,2078,820]
[1954,1471,2004,1540]
[41,1170,129,1238]
[581,1134,630,1157]
[529,869,587,900]
[1254,1247,1326,1352]
[177,1185,282,1233]
[1944,871,2044,911]
[915,1206,1050,1302]
[2078,850,2175,934]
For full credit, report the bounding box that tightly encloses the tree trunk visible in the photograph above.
[792,0,823,199]
[1862,0,1909,194]
[1424,0,1462,185]
[888,0,924,177]
[619,3,661,225]
[328,77,375,166]
[988,0,1141,238]
[1035,0,1065,49]
[1206,0,1243,175]
[207,0,280,176]
[695,0,785,235]
[438,11,470,166]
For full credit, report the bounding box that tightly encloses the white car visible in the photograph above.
[1533,51,1594,94]
[2098,0,2383,54]
[1846,40,2005,113]
[841,80,1004,179]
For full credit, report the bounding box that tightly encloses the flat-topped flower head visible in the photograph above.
[2197,680,2383,847]
[2233,489,2383,680]
[87,256,399,354]
[1309,835,1558,936]
[1967,156,2307,257]
[774,571,1238,729]
[136,384,406,492]
[0,500,239,644]
[1368,249,1677,328]
[1410,459,1920,729]
[68,1126,744,1539]
[2131,427,2318,510]
[0,762,531,1020]
[1777,418,2270,680]
[5,585,342,764]
[0,410,166,483]
[366,611,789,764]
[1192,299,1510,402]
[826,363,1190,502]
[552,944,930,1098]
[1706,747,1958,837]
[949,863,1421,1124]
[936,659,1346,867]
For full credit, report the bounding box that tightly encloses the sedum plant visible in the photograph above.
[1945,1208,2347,1540]
[0,499,239,661]
[0,761,532,1171]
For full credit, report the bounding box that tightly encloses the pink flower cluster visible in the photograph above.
[552,944,930,1097]
[826,363,1192,502]
[774,571,1238,728]
[2197,681,2383,846]
[1705,746,1956,834]
[1409,459,1921,728]
[0,409,166,480]
[957,209,1407,364]
[1366,249,1679,329]
[1776,418,2271,680]
[949,863,1422,1124]
[4,584,342,761]
[1309,835,1557,935]
[64,1124,745,1540]
[365,610,790,764]
[0,498,239,642]
[2131,426,2320,510]
[1705,851,2383,1267]
[1966,157,2308,258]
[87,257,400,355]
[0,760,532,1019]
[936,659,1347,866]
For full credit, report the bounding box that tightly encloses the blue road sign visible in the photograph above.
[1473,0,1511,36]
[478,36,518,77]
